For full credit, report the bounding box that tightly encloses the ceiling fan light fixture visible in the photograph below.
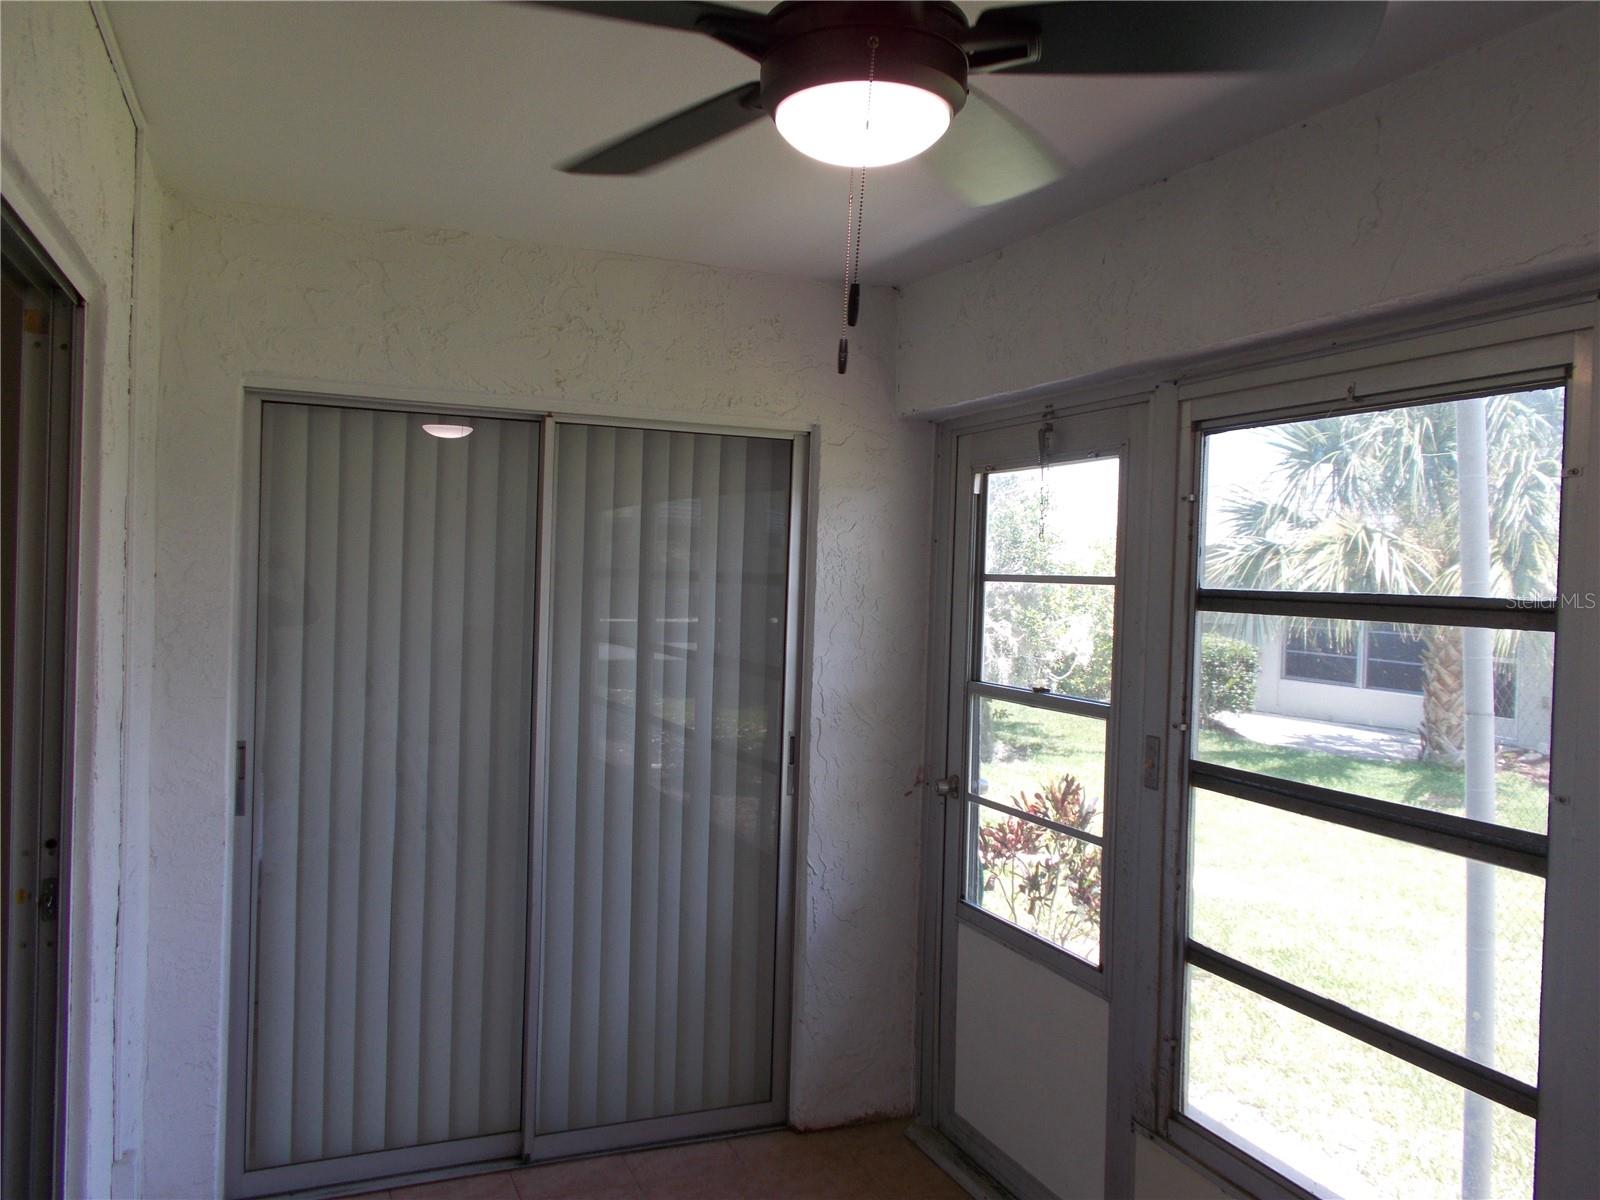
[774,79,952,168]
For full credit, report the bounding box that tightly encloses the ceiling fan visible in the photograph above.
[540,1,1388,204]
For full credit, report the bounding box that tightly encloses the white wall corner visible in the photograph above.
[1,2,154,1196]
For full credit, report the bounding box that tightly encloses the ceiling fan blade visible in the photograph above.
[559,82,764,175]
[970,2,1386,75]
[922,89,1064,207]
[531,2,774,59]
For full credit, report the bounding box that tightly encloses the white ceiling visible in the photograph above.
[106,1,1561,285]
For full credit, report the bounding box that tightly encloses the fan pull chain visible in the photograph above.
[838,35,879,375]
[838,167,860,373]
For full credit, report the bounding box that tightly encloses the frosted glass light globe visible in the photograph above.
[774,80,952,167]
[422,423,474,439]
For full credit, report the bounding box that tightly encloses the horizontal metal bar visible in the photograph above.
[1166,1115,1324,1200]
[250,389,809,441]
[1197,588,1557,632]
[970,794,1105,847]
[1187,942,1539,1119]
[1188,761,1548,876]
[232,1132,524,1198]
[969,679,1111,721]
[984,573,1116,587]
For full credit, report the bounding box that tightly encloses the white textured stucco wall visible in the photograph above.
[14,2,1596,1194]
[896,5,1600,415]
[146,196,930,1195]
[0,4,160,1196]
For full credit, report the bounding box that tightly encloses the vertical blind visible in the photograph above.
[248,404,538,1169]
[537,425,792,1134]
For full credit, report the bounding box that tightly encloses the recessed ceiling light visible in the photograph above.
[422,423,473,439]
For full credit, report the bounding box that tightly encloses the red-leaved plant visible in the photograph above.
[976,773,1102,956]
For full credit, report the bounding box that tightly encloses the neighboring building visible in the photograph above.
[1248,620,1553,754]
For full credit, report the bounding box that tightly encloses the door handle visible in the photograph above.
[933,774,962,797]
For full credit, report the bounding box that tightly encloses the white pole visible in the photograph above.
[1457,395,1497,1199]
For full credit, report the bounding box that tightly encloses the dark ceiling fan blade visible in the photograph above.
[970,2,1387,75]
[559,82,764,175]
[922,89,1064,207]
[531,2,774,59]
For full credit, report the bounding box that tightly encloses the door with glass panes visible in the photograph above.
[934,402,1147,1200]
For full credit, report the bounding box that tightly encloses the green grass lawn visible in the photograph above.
[1195,726,1548,833]
[976,706,1545,1199]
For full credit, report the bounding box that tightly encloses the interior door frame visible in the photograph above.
[1,204,84,1200]
[920,391,1154,1200]
[226,389,811,1196]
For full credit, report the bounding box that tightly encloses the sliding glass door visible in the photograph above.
[228,400,801,1196]
[533,425,796,1154]
[233,402,540,1195]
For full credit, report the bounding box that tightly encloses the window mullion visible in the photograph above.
[969,794,1105,847]
[1198,588,1558,632]
[968,679,1110,721]
[1188,760,1547,875]
[1187,942,1539,1119]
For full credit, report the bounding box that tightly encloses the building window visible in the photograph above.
[1281,620,1517,717]
[1282,622,1359,685]
[1187,385,1565,1198]
[1362,623,1426,693]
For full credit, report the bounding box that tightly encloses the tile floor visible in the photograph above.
[348,1121,969,1200]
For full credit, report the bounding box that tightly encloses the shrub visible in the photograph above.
[975,774,1102,953]
[1198,636,1258,730]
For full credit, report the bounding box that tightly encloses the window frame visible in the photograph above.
[1145,305,1599,1200]
[1278,618,1520,716]
[927,396,1153,1032]
[1280,621,1362,688]
[1358,622,1427,694]
[959,440,1128,987]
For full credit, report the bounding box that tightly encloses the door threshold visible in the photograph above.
[905,1121,1014,1200]
[263,1122,796,1198]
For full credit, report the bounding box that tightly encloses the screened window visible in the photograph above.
[1280,619,1518,714]
[963,456,1119,967]
[1361,623,1426,692]
[1185,386,1565,1199]
[1282,622,1359,685]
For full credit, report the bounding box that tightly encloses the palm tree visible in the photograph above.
[1205,388,1564,1200]
[1205,391,1563,765]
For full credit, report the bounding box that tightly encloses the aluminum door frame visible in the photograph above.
[519,417,808,1164]
[226,393,811,1196]
[225,393,545,1199]
[1,208,83,1200]
[927,396,1153,1200]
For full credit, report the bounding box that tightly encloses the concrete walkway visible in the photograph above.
[1217,711,1419,762]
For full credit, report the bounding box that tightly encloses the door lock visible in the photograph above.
[933,774,962,797]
